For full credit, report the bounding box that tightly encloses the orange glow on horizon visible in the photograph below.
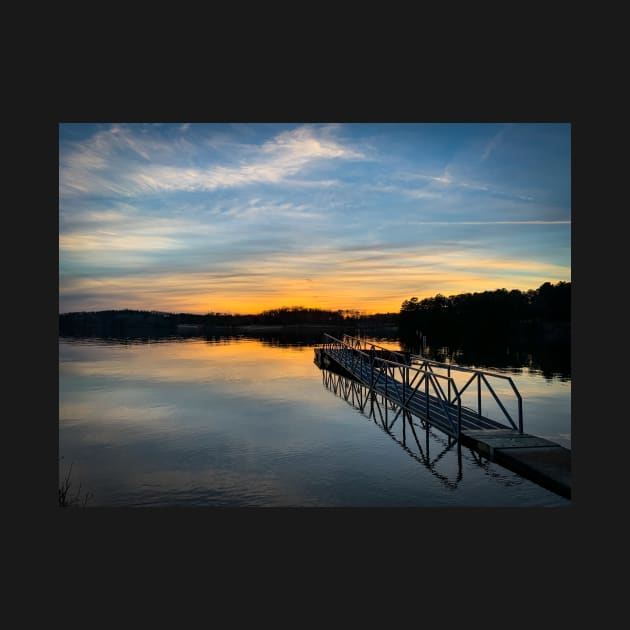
[60,263,570,315]
[63,283,570,315]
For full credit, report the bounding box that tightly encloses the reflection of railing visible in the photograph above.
[322,369,463,489]
[320,333,524,440]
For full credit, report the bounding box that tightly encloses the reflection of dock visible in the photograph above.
[315,334,571,500]
[322,369,464,489]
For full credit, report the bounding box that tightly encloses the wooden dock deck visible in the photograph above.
[315,334,571,500]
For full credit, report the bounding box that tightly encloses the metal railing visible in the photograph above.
[320,333,524,438]
[322,333,463,440]
[408,353,523,433]
[341,334,408,364]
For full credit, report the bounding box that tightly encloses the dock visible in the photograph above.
[315,334,571,500]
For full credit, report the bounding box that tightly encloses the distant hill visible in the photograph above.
[58,307,399,338]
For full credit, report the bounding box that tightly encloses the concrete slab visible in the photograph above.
[494,446,571,500]
[496,446,571,473]
[461,430,561,457]
[471,435,557,449]
[464,429,521,438]
[460,432,572,498]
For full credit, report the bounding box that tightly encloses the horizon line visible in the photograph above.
[58,280,571,317]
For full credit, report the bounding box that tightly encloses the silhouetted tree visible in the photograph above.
[398,281,570,349]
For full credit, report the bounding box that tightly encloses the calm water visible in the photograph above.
[59,335,571,507]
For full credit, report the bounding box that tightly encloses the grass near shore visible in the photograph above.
[59,460,93,507]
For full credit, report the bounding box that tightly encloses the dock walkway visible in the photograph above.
[315,334,571,499]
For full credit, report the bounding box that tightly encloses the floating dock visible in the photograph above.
[315,334,571,500]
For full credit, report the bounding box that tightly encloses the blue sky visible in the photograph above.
[59,122,570,314]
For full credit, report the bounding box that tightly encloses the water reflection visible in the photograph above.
[61,323,570,382]
[59,326,400,349]
[61,331,570,442]
[321,370,528,492]
[400,337,570,382]
[60,335,570,506]
[60,338,311,393]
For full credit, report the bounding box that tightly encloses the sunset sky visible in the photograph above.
[59,122,571,314]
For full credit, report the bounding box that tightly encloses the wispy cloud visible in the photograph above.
[60,124,365,198]
[399,170,535,202]
[59,123,571,314]
[284,179,343,188]
[481,124,513,161]
[130,126,364,193]
[365,183,442,200]
[59,125,189,197]
[60,232,182,252]
[59,244,571,314]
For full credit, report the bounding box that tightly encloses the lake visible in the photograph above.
[59,332,571,507]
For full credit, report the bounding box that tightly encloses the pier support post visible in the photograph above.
[448,365,451,403]
[457,398,462,453]
[425,369,430,419]
[478,374,482,418]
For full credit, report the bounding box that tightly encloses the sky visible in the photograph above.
[59,122,571,314]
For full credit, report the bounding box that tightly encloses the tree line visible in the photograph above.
[58,306,399,337]
[399,281,570,349]
[59,282,569,344]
